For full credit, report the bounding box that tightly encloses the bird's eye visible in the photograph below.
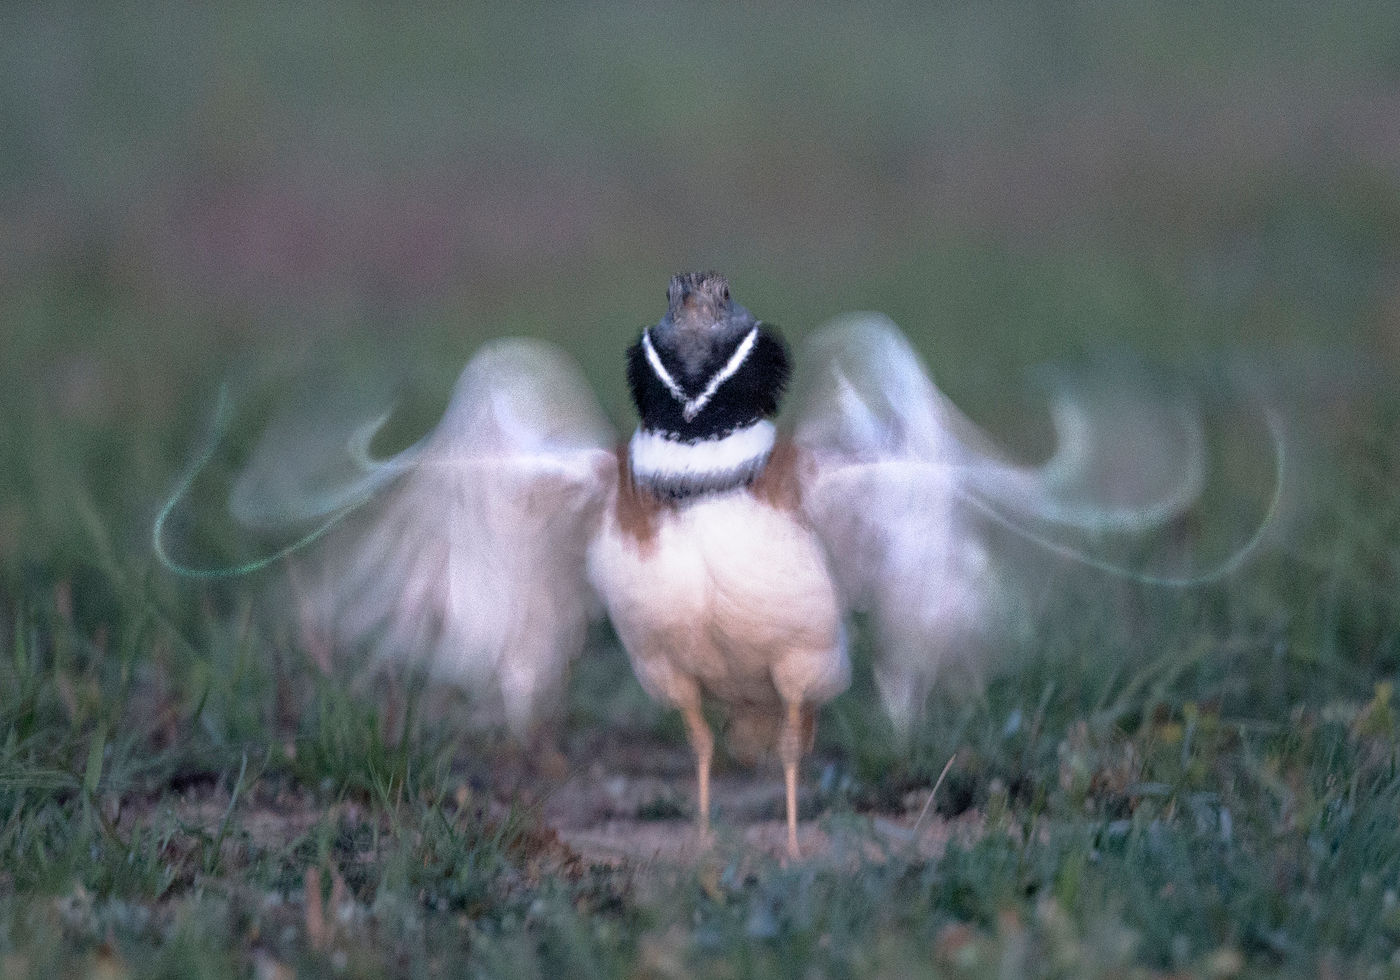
[721,287,730,300]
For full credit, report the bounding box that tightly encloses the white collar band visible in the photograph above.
[628,419,776,498]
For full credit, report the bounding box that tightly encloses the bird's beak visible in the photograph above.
[675,294,717,329]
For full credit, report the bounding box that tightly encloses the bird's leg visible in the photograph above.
[678,695,714,844]
[778,701,805,859]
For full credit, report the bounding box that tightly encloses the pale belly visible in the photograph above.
[586,490,848,711]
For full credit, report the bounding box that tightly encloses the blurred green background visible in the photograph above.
[5,0,1397,571]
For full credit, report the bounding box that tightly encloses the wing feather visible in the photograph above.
[793,315,1209,730]
[231,339,616,732]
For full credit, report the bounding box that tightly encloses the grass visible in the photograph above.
[4,1,1400,976]
[2,332,1396,979]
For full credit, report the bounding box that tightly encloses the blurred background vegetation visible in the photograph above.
[2,2,1399,975]
[5,1,1397,568]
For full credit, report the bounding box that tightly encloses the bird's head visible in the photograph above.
[654,271,758,378]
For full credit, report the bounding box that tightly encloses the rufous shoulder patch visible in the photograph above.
[614,446,668,556]
[748,440,805,515]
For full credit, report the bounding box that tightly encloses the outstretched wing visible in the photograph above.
[231,339,617,733]
[792,314,1209,731]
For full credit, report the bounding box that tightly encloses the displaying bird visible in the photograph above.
[165,271,1236,858]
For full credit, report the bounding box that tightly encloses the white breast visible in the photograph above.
[586,488,848,711]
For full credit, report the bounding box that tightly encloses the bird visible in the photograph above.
[165,271,1239,858]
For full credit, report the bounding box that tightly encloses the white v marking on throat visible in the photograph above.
[642,325,758,423]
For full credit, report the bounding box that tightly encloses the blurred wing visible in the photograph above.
[232,339,617,733]
[793,314,1207,730]
[229,391,423,532]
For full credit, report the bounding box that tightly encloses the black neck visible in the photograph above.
[626,324,791,441]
